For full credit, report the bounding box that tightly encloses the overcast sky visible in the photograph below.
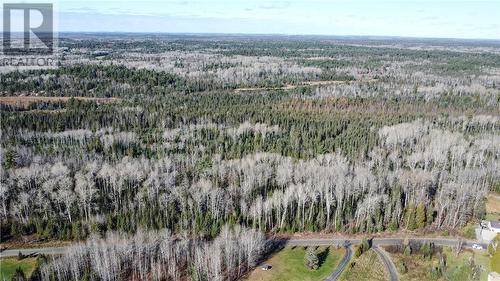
[5,0,500,39]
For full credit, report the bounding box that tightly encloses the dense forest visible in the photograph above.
[1,35,499,280]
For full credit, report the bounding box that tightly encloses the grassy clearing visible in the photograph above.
[339,249,388,281]
[388,247,491,281]
[443,247,490,281]
[0,258,38,280]
[389,252,436,281]
[244,246,344,281]
[486,193,500,221]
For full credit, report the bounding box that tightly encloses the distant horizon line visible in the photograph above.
[54,32,500,42]
[3,31,500,43]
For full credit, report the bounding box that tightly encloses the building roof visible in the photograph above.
[490,221,500,228]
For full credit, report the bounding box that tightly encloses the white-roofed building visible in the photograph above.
[476,221,500,243]
[488,221,500,233]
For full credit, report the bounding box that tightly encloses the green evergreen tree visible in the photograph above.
[361,238,370,252]
[405,202,417,230]
[420,242,434,259]
[403,245,412,256]
[11,267,26,281]
[304,248,319,270]
[416,203,426,229]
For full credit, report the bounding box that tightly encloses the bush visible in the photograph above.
[17,251,25,260]
[354,238,371,258]
[354,245,363,258]
[428,267,442,279]
[361,238,370,252]
[397,261,408,274]
[428,254,446,279]
[462,224,476,240]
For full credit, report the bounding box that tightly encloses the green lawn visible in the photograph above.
[245,246,345,281]
[339,249,388,281]
[0,258,38,281]
[491,247,500,273]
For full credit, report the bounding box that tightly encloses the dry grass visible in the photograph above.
[486,193,500,221]
[387,247,491,281]
[389,252,441,281]
[339,250,388,281]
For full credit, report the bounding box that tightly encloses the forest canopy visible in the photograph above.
[1,35,499,280]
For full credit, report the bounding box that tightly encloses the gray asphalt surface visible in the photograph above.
[0,237,487,259]
[283,238,486,249]
[324,245,353,281]
[0,236,487,281]
[0,246,68,258]
[373,246,399,281]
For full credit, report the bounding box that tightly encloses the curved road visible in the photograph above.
[324,245,353,281]
[0,236,485,281]
[0,236,486,281]
[279,237,483,281]
[373,246,399,281]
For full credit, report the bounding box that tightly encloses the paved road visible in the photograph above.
[283,238,486,249]
[373,246,399,281]
[0,236,486,281]
[324,245,353,281]
[0,237,486,258]
[0,246,68,258]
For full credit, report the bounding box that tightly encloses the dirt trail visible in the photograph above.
[234,79,378,93]
[0,96,121,107]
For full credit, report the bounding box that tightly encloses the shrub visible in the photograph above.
[397,261,408,274]
[354,245,363,258]
[17,251,25,260]
[361,238,370,252]
[462,224,476,240]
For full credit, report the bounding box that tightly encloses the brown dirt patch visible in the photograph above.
[0,96,121,107]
